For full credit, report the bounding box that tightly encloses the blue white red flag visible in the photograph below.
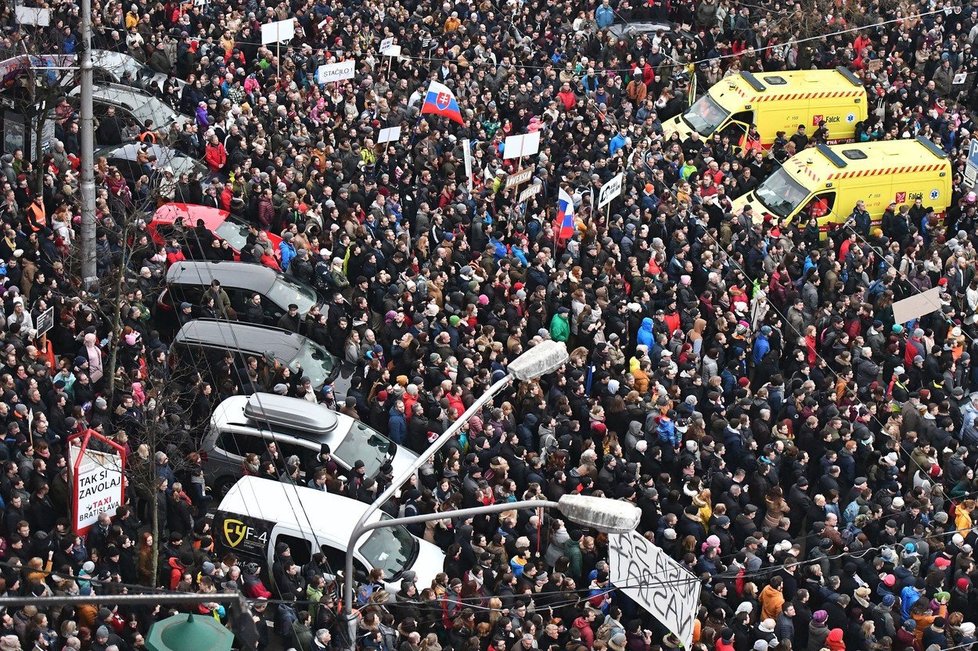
[421,81,465,125]
[554,188,576,240]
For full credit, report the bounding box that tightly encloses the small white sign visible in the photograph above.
[598,172,625,209]
[16,6,50,25]
[380,37,394,53]
[316,60,355,84]
[505,167,533,189]
[377,126,402,144]
[261,19,295,45]
[382,44,402,58]
[954,72,968,85]
[503,131,542,159]
[519,183,542,203]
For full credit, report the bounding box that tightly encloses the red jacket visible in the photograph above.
[204,142,227,172]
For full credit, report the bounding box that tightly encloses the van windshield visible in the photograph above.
[360,523,418,579]
[335,422,391,477]
[754,167,810,218]
[288,341,336,388]
[267,276,318,314]
[681,95,729,136]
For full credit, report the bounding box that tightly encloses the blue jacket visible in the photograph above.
[388,410,407,445]
[637,317,655,349]
[900,585,922,620]
[595,4,614,27]
[279,241,297,271]
[657,418,679,448]
[609,133,627,155]
[752,334,770,365]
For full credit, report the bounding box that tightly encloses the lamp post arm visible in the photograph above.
[342,373,514,636]
[358,500,560,537]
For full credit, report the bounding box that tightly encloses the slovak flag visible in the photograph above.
[554,188,576,240]
[421,81,465,125]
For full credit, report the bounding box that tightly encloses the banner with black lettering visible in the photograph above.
[609,530,701,648]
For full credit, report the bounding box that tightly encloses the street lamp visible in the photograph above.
[344,495,639,648]
[342,340,570,649]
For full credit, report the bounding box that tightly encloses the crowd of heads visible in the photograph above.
[0,0,974,648]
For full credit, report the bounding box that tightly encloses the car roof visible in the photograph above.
[86,83,182,128]
[174,319,303,358]
[221,476,384,536]
[152,203,229,229]
[211,393,349,439]
[166,261,278,295]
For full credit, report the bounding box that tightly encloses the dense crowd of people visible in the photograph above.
[0,0,974,648]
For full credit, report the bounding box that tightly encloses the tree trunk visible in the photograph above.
[151,484,160,588]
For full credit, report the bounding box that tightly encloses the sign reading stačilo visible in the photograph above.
[316,60,356,84]
[609,530,700,649]
[68,430,127,535]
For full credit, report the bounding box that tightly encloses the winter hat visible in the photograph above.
[812,610,828,624]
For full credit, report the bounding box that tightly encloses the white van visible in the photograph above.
[214,476,444,591]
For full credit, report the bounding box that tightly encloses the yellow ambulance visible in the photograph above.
[730,137,952,233]
[662,68,868,148]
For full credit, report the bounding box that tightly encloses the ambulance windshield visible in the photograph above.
[754,167,810,218]
[681,95,729,136]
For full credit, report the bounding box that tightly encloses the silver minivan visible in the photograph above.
[202,393,417,496]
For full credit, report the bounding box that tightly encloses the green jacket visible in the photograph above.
[549,313,570,342]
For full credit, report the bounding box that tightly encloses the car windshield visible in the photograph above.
[681,95,729,136]
[267,276,318,314]
[214,219,249,251]
[287,340,336,388]
[335,421,392,477]
[359,522,418,579]
[754,167,810,218]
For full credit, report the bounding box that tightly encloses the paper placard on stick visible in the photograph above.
[954,72,968,85]
[462,138,474,193]
[503,131,542,159]
[519,184,541,203]
[36,306,54,337]
[261,19,295,45]
[317,60,355,84]
[609,531,700,649]
[15,6,50,26]
[892,286,944,325]
[380,37,394,52]
[505,167,533,189]
[598,172,625,209]
[383,45,402,58]
[378,126,402,144]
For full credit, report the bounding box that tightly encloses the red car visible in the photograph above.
[148,203,282,263]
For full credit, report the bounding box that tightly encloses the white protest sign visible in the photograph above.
[503,131,542,159]
[954,72,968,85]
[892,286,943,325]
[462,138,474,193]
[261,19,295,45]
[15,6,50,26]
[383,44,402,58]
[380,37,394,53]
[317,60,355,84]
[519,183,541,203]
[378,126,402,144]
[598,172,625,209]
[70,440,125,534]
[505,167,533,190]
[609,531,700,649]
